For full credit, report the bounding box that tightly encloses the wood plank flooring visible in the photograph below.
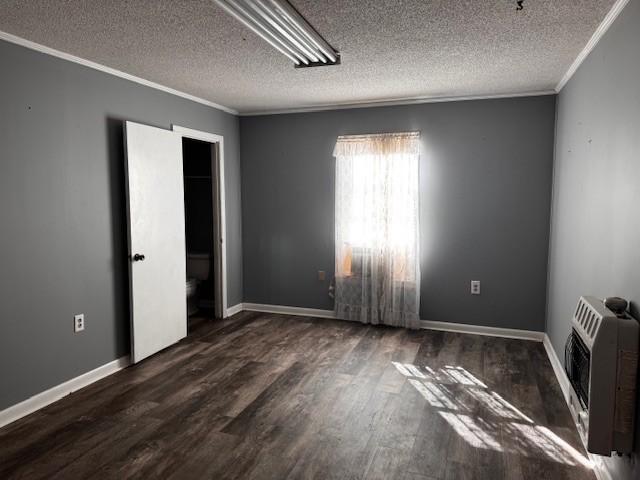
[0,312,595,479]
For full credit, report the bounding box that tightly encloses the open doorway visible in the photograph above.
[175,125,227,331]
[183,138,216,329]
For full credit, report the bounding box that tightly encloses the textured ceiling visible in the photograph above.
[0,0,616,114]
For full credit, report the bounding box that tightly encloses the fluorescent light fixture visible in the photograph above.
[214,0,340,67]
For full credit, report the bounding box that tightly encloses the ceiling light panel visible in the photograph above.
[215,0,340,68]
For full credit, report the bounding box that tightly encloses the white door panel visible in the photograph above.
[124,121,186,363]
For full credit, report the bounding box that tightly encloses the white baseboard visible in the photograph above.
[590,456,614,480]
[420,319,544,342]
[225,303,244,317]
[542,334,573,404]
[0,356,130,429]
[242,302,336,319]
[240,303,544,341]
[542,334,612,480]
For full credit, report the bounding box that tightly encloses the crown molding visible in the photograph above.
[555,0,631,92]
[239,90,557,116]
[5,0,629,119]
[0,30,238,115]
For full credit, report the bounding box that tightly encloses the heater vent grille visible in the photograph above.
[574,297,602,340]
[565,329,590,408]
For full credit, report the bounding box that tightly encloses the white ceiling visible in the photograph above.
[0,0,617,114]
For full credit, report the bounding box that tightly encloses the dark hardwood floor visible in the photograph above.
[0,312,595,479]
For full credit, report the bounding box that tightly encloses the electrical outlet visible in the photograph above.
[74,314,85,333]
[470,280,481,295]
[318,270,326,281]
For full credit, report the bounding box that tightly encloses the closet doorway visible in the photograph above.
[176,126,227,330]
[183,137,222,322]
[175,126,227,323]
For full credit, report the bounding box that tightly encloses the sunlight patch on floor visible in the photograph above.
[393,362,592,469]
[440,412,503,451]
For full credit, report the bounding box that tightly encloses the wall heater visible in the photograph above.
[564,296,639,455]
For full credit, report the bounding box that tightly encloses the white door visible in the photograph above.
[124,121,187,363]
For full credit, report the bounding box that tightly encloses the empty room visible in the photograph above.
[1,1,639,479]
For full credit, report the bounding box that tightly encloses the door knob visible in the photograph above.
[132,253,146,262]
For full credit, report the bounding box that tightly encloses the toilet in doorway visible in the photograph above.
[186,252,210,315]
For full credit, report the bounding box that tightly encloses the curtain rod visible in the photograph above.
[336,131,420,140]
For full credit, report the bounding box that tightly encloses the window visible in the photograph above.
[333,132,420,327]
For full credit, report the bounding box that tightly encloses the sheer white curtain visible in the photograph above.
[333,132,420,329]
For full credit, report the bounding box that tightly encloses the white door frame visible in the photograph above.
[172,125,229,318]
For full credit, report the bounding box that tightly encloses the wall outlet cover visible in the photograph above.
[74,314,85,333]
[471,281,481,295]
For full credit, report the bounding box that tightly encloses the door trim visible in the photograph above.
[172,125,228,318]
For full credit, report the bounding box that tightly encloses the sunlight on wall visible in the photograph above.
[392,362,593,469]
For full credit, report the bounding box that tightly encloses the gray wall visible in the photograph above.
[0,39,242,410]
[241,96,556,330]
[546,0,640,478]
